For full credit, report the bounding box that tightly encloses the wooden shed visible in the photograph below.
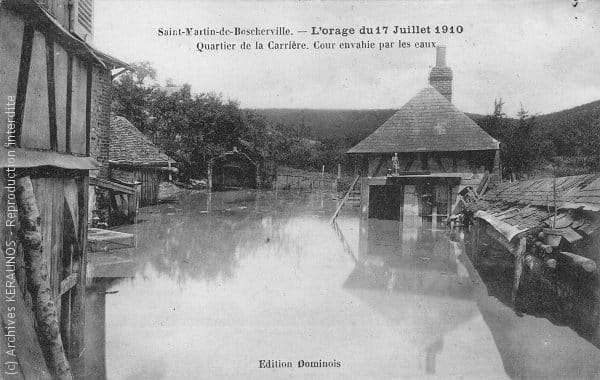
[108,116,176,206]
[347,46,500,224]
[208,148,259,190]
[0,0,126,377]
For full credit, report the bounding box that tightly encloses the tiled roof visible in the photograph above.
[109,116,173,166]
[480,174,600,212]
[472,174,600,238]
[348,87,499,154]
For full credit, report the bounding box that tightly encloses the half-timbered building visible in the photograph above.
[0,0,126,377]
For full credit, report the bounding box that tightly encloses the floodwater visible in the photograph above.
[84,190,600,380]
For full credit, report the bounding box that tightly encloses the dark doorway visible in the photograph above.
[368,185,403,220]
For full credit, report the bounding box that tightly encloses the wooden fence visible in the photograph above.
[274,174,337,192]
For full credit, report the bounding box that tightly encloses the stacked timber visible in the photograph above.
[527,231,596,273]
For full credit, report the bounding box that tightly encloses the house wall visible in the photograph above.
[0,8,22,148]
[358,150,492,220]
[0,5,99,363]
[21,29,51,149]
[364,150,497,190]
[365,151,497,178]
[90,66,111,179]
[111,167,162,206]
[0,7,100,155]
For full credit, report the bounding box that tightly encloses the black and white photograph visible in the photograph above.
[1,0,600,379]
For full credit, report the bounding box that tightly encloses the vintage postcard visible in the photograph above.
[1,0,600,379]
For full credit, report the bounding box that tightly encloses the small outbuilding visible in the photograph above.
[109,116,176,206]
[208,147,275,190]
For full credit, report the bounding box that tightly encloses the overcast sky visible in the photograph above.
[95,0,600,117]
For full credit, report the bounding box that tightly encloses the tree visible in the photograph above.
[111,61,294,180]
[581,118,600,172]
[110,61,157,134]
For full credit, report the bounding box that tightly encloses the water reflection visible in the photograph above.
[344,218,483,376]
[83,190,600,379]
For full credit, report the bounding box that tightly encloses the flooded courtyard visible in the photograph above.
[84,190,600,380]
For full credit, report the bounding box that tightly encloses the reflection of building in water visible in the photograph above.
[84,276,135,380]
[341,217,600,378]
[346,218,478,374]
[347,46,500,222]
[84,281,108,380]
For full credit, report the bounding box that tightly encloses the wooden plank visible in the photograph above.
[62,178,79,354]
[331,175,360,223]
[64,179,79,236]
[85,64,92,156]
[543,227,582,244]
[65,52,73,153]
[70,175,89,359]
[52,178,65,322]
[52,178,64,293]
[46,37,57,150]
[90,177,136,194]
[57,273,78,298]
[559,251,596,272]
[14,23,34,147]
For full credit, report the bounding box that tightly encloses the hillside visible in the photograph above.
[252,108,396,142]
[250,100,600,177]
[534,100,600,156]
[253,101,600,156]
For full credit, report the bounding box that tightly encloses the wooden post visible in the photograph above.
[511,236,527,306]
[552,174,557,228]
[255,162,261,189]
[207,162,213,191]
[70,175,89,368]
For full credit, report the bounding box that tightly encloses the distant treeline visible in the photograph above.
[112,61,600,180]
[255,100,600,178]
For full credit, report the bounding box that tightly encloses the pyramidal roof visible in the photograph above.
[348,87,499,154]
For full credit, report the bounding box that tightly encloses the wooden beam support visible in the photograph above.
[372,155,385,177]
[15,24,35,147]
[70,176,89,360]
[85,65,92,156]
[89,177,136,195]
[434,153,446,173]
[46,38,58,151]
[56,273,78,299]
[65,53,73,153]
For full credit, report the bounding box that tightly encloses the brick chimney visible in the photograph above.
[429,46,453,102]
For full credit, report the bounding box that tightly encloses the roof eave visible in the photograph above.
[4,0,128,70]
[347,146,500,155]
